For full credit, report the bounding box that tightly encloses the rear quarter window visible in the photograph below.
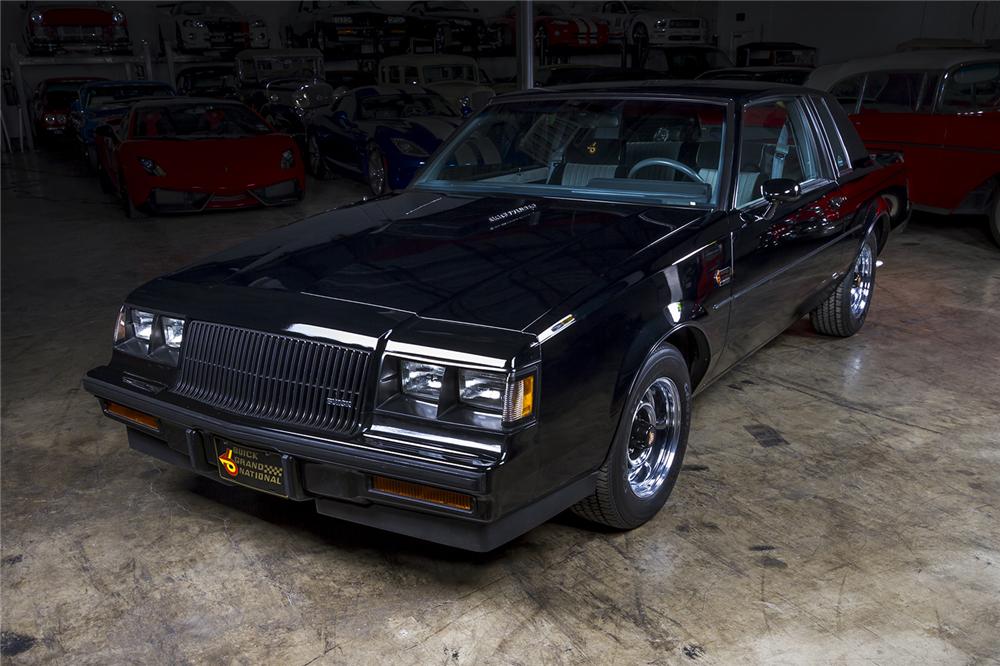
[823,94,869,168]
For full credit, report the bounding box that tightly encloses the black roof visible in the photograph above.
[501,79,817,102]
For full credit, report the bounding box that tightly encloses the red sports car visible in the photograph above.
[95,98,305,218]
[491,3,610,55]
[33,76,105,140]
[24,2,131,55]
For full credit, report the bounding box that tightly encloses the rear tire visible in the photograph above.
[988,192,1000,249]
[572,345,691,530]
[811,230,877,337]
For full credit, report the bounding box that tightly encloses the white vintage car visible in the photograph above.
[157,1,269,55]
[592,0,707,47]
[378,55,494,114]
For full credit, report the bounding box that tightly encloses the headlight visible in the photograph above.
[131,310,155,340]
[390,137,428,157]
[162,317,184,348]
[30,11,44,24]
[112,11,125,24]
[114,306,186,361]
[656,19,667,28]
[280,149,295,169]
[401,360,445,400]
[137,157,166,176]
[458,369,505,409]
[44,114,56,123]
[252,18,266,28]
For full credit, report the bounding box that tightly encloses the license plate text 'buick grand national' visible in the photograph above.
[85,81,909,551]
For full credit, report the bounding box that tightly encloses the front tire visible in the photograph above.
[572,345,691,529]
[811,230,877,336]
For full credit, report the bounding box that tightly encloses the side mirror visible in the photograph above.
[761,178,801,204]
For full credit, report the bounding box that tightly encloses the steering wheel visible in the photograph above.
[627,158,704,183]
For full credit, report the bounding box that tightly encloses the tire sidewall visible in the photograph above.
[607,345,692,525]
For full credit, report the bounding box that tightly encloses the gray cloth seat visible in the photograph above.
[696,141,766,205]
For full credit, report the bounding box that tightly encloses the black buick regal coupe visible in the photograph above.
[85,82,909,551]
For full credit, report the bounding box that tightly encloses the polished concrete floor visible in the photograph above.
[2,148,999,664]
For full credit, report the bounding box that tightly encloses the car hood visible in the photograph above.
[124,135,294,179]
[156,190,709,332]
[361,115,461,144]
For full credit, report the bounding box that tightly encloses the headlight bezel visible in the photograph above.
[390,137,429,158]
[113,305,186,365]
[378,353,537,430]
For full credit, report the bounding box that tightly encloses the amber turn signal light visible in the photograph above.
[371,476,473,511]
[106,402,159,431]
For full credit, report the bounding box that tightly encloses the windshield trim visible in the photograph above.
[413,94,735,210]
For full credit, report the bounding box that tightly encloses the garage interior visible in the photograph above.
[2,1,999,663]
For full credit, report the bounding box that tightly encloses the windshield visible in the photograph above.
[648,48,733,76]
[133,103,270,139]
[179,1,237,15]
[415,97,727,206]
[86,86,173,108]
[423,64,476,83]
[358,93,454,120]
[43,90,79,107]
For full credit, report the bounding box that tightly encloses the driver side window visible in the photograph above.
[738,98,821,207]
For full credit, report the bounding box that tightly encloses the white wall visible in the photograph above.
[715,1,1000,65]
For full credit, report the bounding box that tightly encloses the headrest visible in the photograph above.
[696,141,722,169]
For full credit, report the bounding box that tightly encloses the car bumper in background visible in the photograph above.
[137,178,303,213]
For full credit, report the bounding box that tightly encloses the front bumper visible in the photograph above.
[83,370,596,552]
[137,178,303,214]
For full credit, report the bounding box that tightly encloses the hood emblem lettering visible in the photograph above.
[326,397,353,408]
[488,203,537,230]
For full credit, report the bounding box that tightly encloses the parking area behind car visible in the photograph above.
[2,147,998,662]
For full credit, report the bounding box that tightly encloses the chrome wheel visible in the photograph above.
[626,377,682,499]
[367,146,386,195]
[849,241,874,318]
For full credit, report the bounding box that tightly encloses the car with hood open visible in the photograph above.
[83,81,909,552]
[304,84,461,195]
[93,97,304,217]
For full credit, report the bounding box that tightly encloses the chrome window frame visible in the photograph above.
[811,95,853,177]
[733,94,833,211]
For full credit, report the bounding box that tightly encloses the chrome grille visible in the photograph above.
[174,321,372,435]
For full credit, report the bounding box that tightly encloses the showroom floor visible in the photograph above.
[2,148,998,664]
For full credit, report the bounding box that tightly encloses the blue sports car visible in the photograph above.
[71,80,175,169]
[305,85,463,196]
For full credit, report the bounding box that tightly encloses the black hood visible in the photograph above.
[157,190,708,332]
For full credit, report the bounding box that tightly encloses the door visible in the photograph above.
[850,69,945,209]
[721,96,847,366]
